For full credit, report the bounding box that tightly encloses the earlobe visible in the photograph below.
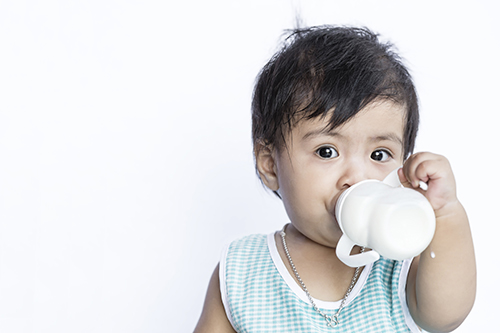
[255,142,279,191]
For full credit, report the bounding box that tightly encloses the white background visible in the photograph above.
[0,0,498,332]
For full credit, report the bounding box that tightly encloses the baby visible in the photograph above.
[195,25,476,332]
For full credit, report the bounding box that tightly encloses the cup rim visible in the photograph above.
[335,179,380,235]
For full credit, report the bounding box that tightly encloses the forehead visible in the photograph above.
[291,100,405,144]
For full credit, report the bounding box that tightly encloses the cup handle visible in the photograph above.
[383,167,403,187]
[336,235,380,268]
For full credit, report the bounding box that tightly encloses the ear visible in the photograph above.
[255,141,279,191]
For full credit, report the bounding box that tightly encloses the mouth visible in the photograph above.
[331,190,348,226]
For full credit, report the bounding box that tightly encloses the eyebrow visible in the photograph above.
[302,129,341,141]
[302,130,403,147]
[370,134,404,147]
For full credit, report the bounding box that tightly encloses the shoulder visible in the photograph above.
[228,233,268,250]
[222,233,272,275]
[221,232,283,330]
[194,264,236,333]
[194,234,270,333]
[223,233,269,265]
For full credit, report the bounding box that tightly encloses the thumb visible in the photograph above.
[397,168,413,188]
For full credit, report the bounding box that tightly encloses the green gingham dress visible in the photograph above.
[220,232,421,332]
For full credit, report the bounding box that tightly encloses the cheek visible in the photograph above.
[278,173,312,206]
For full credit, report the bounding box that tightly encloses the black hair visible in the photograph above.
[252,25,419,165]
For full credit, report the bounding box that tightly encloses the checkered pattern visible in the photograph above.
[222,234,416,332]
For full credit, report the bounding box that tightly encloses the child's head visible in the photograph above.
[252,25,418,185]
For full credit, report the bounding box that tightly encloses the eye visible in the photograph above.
[370,149,392,162]
[316,146,339,159]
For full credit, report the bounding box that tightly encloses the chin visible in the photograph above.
[318,228,342,248]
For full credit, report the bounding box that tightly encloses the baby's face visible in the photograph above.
[274,100,405,248]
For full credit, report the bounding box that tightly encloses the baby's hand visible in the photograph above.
[398,152,459,218]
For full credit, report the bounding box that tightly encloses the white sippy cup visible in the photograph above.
[335,168,436,268]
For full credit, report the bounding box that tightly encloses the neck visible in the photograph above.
[278,223,365,303]
[281,223,364,266]
[281,224,342,266]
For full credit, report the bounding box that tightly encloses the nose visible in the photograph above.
[336,161,367,190]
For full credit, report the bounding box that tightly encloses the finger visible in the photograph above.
[403,152,438,188]
[402,152,425,188]
[414,159,435,185]
[397,167,413,188]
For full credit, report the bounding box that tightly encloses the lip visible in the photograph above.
[331,189,348,225]
[331,185,356,215]
[332,180,380,230]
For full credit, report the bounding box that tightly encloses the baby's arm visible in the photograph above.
[399,152,476,333]
[194,264,236,333]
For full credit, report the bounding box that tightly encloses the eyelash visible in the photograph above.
[315,147,394,161]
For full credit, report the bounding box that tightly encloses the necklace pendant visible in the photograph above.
[326,315,339,328]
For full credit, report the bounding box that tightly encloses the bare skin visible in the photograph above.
[195,101,476,332]
[193,264,235,333]
[400,153,476,332]
[274,224,366,303]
